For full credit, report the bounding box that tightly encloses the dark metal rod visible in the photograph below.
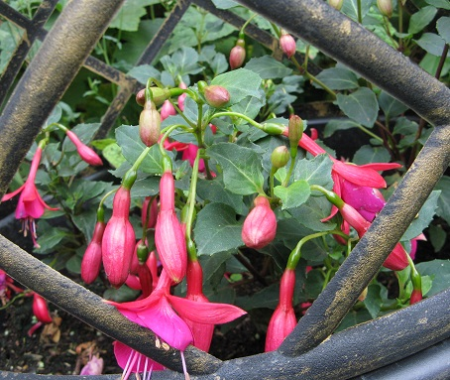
[0,0,58,107]
[232,0,450,357]
[0,0,125,198]
[0,234,222,375]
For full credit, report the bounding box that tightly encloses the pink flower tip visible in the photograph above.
[66,130,102,166]
[280,33,296,58]
[242,196,277,249]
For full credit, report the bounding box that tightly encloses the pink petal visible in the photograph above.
[1,184,25,202]
[333,160,387,188]
[114,341,164,372]
[359,162,402,171]
[168,295,246,324]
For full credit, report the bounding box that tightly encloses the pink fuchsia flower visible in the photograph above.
[280,32,296,58]
[410,289,423,305]
[102,186,136,288]
[242,196,277,249]
[81,220,106,284]
[65,130,103,166]
[182,144,205,172]
[265,268,297,352]
[155,171,187,283]
[1,145,58,247]
[160,100,176,121]
[178,82,187,112]
[0,269,23,306]
[80,355,104,376]
[32,293,53,324]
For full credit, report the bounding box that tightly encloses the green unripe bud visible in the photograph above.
[288,115,303,145]
[137,242,149,264]
[261,122,285,135]
[328,0,343,10]
[197,81,207,94]
[136,87,172,107]
[204,85,230,108]
[271,146,290,169]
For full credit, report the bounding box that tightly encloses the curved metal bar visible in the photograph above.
[234,0,450,356]
[0,234,222,375]
[0,0,125,198]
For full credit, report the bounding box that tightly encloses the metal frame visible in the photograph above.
[1,0,450,379]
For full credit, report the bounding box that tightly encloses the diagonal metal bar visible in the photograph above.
[94,0,194,140]
[233,0,450,357]
[1,230,450,379]
[0,0,58,107]
[0,0,126,198]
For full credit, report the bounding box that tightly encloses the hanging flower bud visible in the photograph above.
[377,0,393,18]
[155,171,187,283]
[328,0,344,10]
[178,82,188,111]
[66,130,103,166]
[139,100,161,147]
[141,196,158,230]
[102,187,136,288]
[32,293,53,324]
[242,196,277,249]
[280,31,296,58]
[265,269,297,351]
[271,146,290,169]
[204,85,230,108]
[160,100,176,121]
[229,38,246,70]
[410,289,423,305]
[81,219,106,284]
[288,115,303,147]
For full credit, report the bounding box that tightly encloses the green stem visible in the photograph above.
[357,124,384,143]
[211,111,263,129]
[282,158,295,187]
[286,231,333,270]
[185,151,201,262]
[357,0,362,23]
[240,13,257,34]
[269,167,276,197]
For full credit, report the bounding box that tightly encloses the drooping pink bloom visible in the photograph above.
[1,146,58,247]
[184,260,214,352]
[32,293,53,324]
[155,171,187,283]
[182,144,205,172]
[0,269,23,306]
[410,289,423,305]
[66,130,103,166]
[265,269,297,352]
[102,187,136,288]
[81,220,106,284]
[280,32,296,58]
[242,196,277,249]
[80,355,104,376]
[160,100,176,121]
[178,82,187,112]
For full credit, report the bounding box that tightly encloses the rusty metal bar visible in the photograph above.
[0,0,126,198]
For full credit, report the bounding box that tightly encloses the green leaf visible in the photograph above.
[424,0,450,10]
[378,91,409,118]
[324,119,361,138]
[211,68,262,105]
[428,224,447,252]
[231,95,265,125]
[437,16,450,44]
[109,0,159,32]
[342,0,372,21]
[194,203,243,255]
[35,222,71,255]
[314,67,359,90]
[353,145,391,165]
[127,65,160,85]
[236,283,280,310]
[401,190,440,241]
[103,143,126,168]
[65,250,83,274]
[72,208,98,241]
[210,0,239,8]
[363,284,383,319]
[245,56,292,79]
[336,87,379,128]
[197,176,246,215]
[416,260,450,296]
[435,176,450,225]
[289,196,336,232]
[415,33,447,56]
[292,154,334,189]
[336,309,372,332]
[104,285,141,302]
[275,180,311,210]
[210,53,229,75]
[408,6,438,35]
[116,125,169,174]
[207,143,264,195]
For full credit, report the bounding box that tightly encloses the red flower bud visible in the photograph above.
[229,39,246,70]
[410,289,423,305]
[160,100,176,121]
[204,85,230,108]
[155,172,187,283]
[32,293,53,324]
[280,33,296,58]
[242,196,277,249]
[102,187,136,288]
[265,269,296,352]
[377,0,393,18]
[139,100,161,147]
[142,196,158,229]
[81,220,106,284]
[66,130,102,166]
